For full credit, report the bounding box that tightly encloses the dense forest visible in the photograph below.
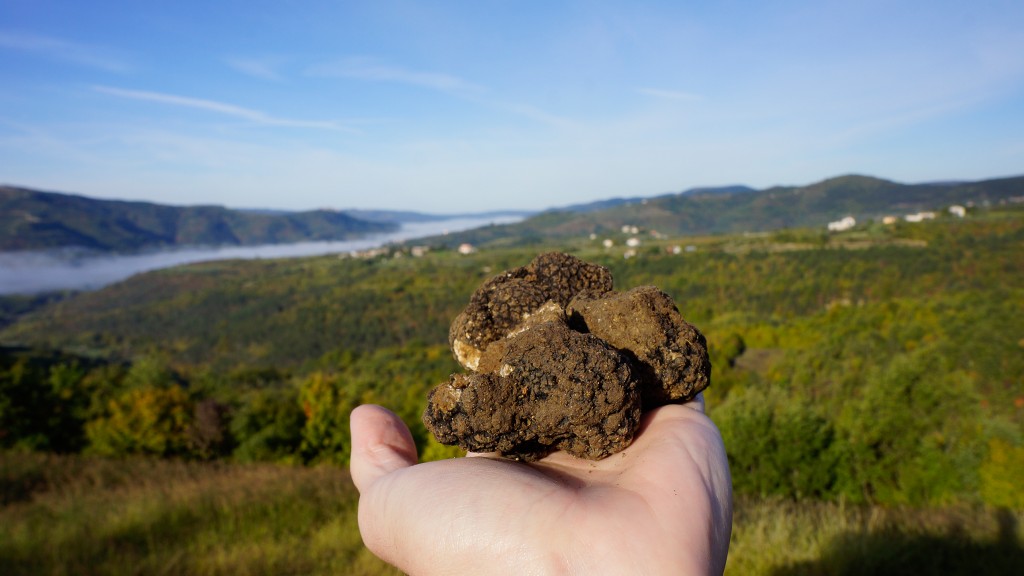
[1,205,1022,573]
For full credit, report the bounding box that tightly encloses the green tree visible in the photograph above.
[717,386,836,499]
[229,386,305,463]
[979,438,1024,508]
[85,385,193,456]
[835,346,984,505]
[0,355,93,452]
[298,371,354,465]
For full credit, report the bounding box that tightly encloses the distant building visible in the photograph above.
[882,215,899,225]
[602,238,614,248]
[905,211,936,223]
[625,237,642,247]
[827,216,856,232]
[457,243,476,255]
[949,205,966,218]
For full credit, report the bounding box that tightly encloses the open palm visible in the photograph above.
[350,396,732,575]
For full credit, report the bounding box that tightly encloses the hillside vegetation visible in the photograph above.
[429,174,1024,247]
[2,452,1020,575]
[0,186,395,252]
[1,205,1022,574]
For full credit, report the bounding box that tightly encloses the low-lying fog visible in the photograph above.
[0,215,522,295]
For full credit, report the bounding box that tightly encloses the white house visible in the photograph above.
[827,216,856,232]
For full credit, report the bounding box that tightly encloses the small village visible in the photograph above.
[827,204,968,232]
[339,202,985,262]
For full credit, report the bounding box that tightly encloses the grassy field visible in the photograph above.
[0,452,399,576]
[2,452,1020,575]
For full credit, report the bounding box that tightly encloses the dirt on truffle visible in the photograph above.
[425,252,710,461]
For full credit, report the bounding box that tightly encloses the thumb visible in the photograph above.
[349,404,419,493]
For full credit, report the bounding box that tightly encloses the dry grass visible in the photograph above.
[2,452,1021,575]
[0,452,400,576]
[727,496,1024,575]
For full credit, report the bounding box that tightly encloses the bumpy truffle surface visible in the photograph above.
[510,251,615,306]
[425,321,639,461]
[448,252,612,370]
[569,286,710,407]
[425,252,710,461]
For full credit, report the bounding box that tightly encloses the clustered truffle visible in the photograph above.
[423,252,710,461]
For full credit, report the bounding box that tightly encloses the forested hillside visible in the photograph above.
[429,174,1024,247]
[0,185,396,252]
[1,207,1022,574]
[2,207,1021,502]
[5,174,1021,254]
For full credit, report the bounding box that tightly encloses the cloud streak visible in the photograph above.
[309,57,485,97]
[636,87,702,101]
[93,86,356,132]
[309,57,576,128]
[225,56,286,81]
[0,31,130,72]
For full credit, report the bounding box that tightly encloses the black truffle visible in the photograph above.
[569,286,710,407]
[448,252,612,370]
[425,321,639,461]
[425,252,710,461]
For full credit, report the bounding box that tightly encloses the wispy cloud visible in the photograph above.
[225,56,287,81]
[93,86,356,132]
[491,101,576,129]
[0,30,130,72]
[308,57,485,97]
[309,57,576,128]
[636,87,702,101]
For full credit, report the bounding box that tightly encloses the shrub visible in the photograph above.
[717,386,837,499]
[834,346,984,505]
[85,385,193,456]
[229,386,305,463]
[980,438,1024,509]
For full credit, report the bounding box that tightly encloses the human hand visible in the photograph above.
[350,394,732,575]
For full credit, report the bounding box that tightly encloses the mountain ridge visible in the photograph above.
[4,173,1022,253]
[0,185,398,253]
[422,174,1024,247]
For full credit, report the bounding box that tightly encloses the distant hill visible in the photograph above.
[342,208,534,223]
[424,174,1024,247]
[0,186,397,252]
[681,184,758,196]
[556,185,755,214]
[5,174,1022,253]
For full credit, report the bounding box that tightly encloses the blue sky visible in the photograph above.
[1,0,1023,213]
